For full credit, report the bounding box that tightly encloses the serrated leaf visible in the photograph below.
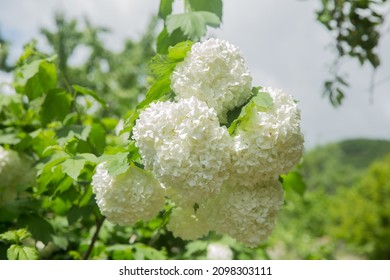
[62,158,86,181]
[0,228,31,243]
[7,244,39,260]
[159,0,174,19]
[72,84,107,109]
[99,152,129,177]
[166,11,220,41]
[40,89,72,126]
[16,58,57,100]
[188,0,223,20]
[56,125,91,146]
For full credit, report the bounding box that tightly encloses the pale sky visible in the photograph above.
[1,0,389,149]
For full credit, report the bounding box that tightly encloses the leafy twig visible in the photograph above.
[83,216,106,260]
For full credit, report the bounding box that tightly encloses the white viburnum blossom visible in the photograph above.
[0,146,35,204]
[204,180,284,248]
[171,38,253,123]
[232,87,304,186]
[132,97,233,205]
[91,163,165,226]
[166,206,210,240]
[207,243,234,260]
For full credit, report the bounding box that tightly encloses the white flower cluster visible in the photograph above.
[91,163,165,226]
[133,97,232,206]
[231,87,305,187]
[0,146,35,204]
[92,38,304,247]
[171,38,252,123]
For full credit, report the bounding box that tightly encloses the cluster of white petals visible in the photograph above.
[133,97,233,205]
[92,38,305,247]
[204,181,284,247]
[167,206,209,240]
[207,243,234,260]
[0,146,35,204]
[171,38,252,123]
[231,87,304,187]
[91,163,165,226]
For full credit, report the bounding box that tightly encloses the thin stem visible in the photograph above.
[83,216,106,260]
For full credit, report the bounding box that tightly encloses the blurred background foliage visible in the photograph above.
[1,0,390,260]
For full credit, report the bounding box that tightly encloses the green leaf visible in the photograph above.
[157,27,186,54]
[0,228,31,243]
[166,11,220,41]
[15,58,57,100]
[99,152,129,177]
[61,158,86,181]
[72,85,107,109]
[17,214,54,244]
[252,91,274,111]
[7,244,39,260]
[0,132,20,145]
[188,0,223,20]
[56,125,91,146]
[282,171,306,196]
[40,89,72,126]
[159,0,174,19]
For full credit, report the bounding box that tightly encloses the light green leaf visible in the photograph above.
[7,244,39,260]
[166,11,220,41]
[99,152,129,177]
[252,91,274,111]
[281,171,306,196]
[62,158,86,181]
[188,0,223,20]
[0,228,31,243]
[157,27,186,54]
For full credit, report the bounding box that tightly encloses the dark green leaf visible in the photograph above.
[40,89,72,126]
[166,11,220,41]
[56,125,91,146]
[17,214,54,244]
[159,0,174,19]
[157,27,186,54]
[7,244,39,260]
[188,0,223,20]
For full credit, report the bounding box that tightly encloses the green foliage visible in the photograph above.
[329,154,390,259]
[156,0,222,53]
[227,88,273,135]
[316,0,388,105]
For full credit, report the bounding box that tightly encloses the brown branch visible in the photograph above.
[83,216,106,260]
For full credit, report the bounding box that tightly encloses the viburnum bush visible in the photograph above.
[0,0,305,259]
[92,38,304,247]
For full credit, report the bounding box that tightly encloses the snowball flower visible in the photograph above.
[207,243,234,260]
[91,163,165,226]
[171,38,253,123]
[232,87,304,186]
[0,146,35,204]
[132,97,233,205]
[167,206,210,240]
[204,180,284,247]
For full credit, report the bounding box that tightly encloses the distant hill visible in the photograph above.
[302,139,390,191]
